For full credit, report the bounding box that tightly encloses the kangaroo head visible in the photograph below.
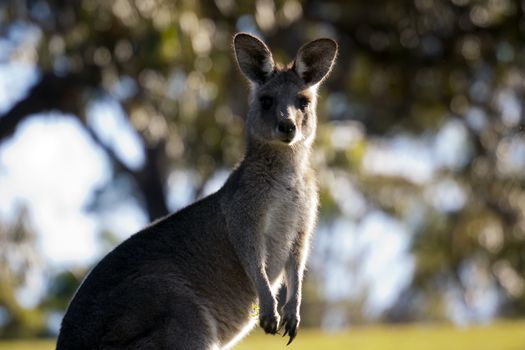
[233,33,337,147]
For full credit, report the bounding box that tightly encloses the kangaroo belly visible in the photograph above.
[265,229,296,281]
[263,195,301,281]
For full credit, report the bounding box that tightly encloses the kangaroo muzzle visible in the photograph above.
[276,120,297,143]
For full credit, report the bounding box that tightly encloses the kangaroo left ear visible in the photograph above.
[234,33,275,85]
[293,38,338,87]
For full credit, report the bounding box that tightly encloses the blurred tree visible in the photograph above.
[0,0,524,333]
[0,209,46,338]
[40,271,84,314]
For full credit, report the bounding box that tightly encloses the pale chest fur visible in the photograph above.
[262,168,318,282]
[221,146,319,285]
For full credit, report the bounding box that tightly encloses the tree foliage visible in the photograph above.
[0,209,46,338]
[1,0,524,335]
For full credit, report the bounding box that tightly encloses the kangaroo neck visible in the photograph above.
[243,138,311,176]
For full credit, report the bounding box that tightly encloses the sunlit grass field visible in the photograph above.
[1,320,524,350]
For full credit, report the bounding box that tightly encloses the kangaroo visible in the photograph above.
[56,33,337,350]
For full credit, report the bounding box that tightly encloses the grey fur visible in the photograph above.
[56,33,337,350]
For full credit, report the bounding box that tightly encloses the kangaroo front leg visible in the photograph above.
[254,267,280,334]
[224,198,280,334]
[281,231,310,345]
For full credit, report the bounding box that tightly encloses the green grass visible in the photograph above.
[236,321,525,350]
[1,321,524,350]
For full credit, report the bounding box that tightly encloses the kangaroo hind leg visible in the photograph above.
[101,282,219,350]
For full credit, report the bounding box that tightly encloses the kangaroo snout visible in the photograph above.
[276,119,296,142]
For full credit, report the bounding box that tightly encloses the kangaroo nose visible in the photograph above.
[277,120,296,140]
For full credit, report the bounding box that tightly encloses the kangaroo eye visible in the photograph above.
[298,96,309,110]
[260,96,273,110]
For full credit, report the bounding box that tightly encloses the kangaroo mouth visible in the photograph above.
[279,135,294,144]
[268,127,301,146]
[274,129,297,145]
[273,132,300,146]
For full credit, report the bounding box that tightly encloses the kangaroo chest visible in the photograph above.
[262,176,312,281]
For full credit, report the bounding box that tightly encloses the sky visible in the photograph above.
[0,115,110,265]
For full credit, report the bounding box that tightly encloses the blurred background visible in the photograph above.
[0,0,524,348]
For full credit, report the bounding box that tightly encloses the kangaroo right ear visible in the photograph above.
[233,33,274,85]
[294,38,338,87]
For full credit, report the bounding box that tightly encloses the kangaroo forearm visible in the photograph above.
[227,224,275,303]
[249,261,274,301]
[285,229,313,308]
[285,257,303,305]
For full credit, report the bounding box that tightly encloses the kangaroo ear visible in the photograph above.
[234,33,275,85]
[294,38,338,86]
